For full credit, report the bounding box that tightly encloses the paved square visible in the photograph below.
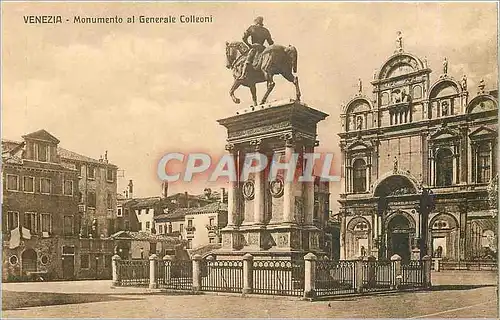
[2,271,497,318]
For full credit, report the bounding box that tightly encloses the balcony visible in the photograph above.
[185,226,196,234]
[205,224,218,235]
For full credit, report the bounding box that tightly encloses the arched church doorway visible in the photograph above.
[387,215,412,262]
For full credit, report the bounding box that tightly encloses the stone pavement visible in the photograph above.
[2,271,498,318]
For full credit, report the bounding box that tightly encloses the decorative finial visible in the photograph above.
[478,79,486,94]
[395,31,403,53]
[461,75,467,91]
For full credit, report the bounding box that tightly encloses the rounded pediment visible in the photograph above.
[429,77,462,99]
[466,94,498,114]
[377,53,425,80]
[343,96,372,115]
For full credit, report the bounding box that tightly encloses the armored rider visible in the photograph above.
[241,16,274,79]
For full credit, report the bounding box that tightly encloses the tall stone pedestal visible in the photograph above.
[216,99,329,260]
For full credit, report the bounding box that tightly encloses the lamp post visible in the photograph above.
[95,256,99,279]
[419,187,435,259]
[377,196,389,260]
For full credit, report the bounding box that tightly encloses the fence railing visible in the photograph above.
[157,259,193,290]
[201,259,243,293]
[316,260,356,297]
[116,259,149,287]
[112,253,431,298]
[253,260,304,296]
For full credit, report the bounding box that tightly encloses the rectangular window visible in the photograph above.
[81,254,90,269]
[6,174,19,191]
[23,176,34,193]
[80,165,85,177]
[187,239,192,249]
[107,193,113,209]
[41,213,52,233]
[168,224,172,233]
[138,222,142,230]
[146,221,150,230]
[188,220,193,228]
[24,212,38,233]
[64,180,73,196]
[37,144,48,162]
[209,217,215,226]
[180,224,184,233]
[124,220,130,230]
[137,209,141,215]
[209,238,215,244]
[7,211,19,231]
[117,208,123,217]
[87,166,95,179]
[158,225,163,234]
[87,192,96,208]
[106,168,114,182]
[40,178,51,194]
[63,215,74,235]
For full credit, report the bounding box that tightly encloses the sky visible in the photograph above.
[2,2,498,212]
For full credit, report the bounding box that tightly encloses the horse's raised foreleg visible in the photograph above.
[229,80,242,104]
[260,74,275,105]
[249,84,258,106]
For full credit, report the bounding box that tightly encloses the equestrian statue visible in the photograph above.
[225,16,301,106]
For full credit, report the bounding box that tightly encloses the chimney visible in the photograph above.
[162,181,169,199]
[128,180,134,199]
[220,188,226,203]
[184,191,189,208]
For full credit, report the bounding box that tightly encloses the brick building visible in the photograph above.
[2,130,116,281]
[338,40,498,262]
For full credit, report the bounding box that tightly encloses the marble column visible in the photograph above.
[304,144,315,225]
[282,134,296,224]
[226,143,238,227]
[251,139,265,225]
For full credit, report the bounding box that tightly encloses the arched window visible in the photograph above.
[436,149,453,186]
[352,159,367,193]
[477,144,491,183]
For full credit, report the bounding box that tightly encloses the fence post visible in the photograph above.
[354,257,364,293]
[303,252,317,298]
[163,255,172,285]
[242,253,254,294]
[149,254,158,289]
[192,254,202,292]
[365,255,377,288]
[111,254,121,287]
[390,254,402,290]
[422,255,432,288]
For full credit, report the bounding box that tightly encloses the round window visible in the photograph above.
[40,255,49,265]
[9,255,18,266]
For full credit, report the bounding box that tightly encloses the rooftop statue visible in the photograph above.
[225,17,301,106]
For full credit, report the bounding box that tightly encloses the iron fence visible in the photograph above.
[401,260,423,288]
[253,260,304,296]
[201,260,243,293]
[117,259,149,287]
[315,260,356,297]
[362,260,393,292]
[157,260,193,290]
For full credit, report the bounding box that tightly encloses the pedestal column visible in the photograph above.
[226,143,238,227]
[283,134,296,224]
[304,144,315,225]
[251,139,265,225]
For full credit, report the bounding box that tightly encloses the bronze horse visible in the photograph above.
[225,41,301,106]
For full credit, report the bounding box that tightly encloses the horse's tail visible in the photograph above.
[286,45,298,73]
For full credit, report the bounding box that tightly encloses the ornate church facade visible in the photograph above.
[338,38,498,262]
